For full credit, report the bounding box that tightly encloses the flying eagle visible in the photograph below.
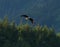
[20,15,34,24]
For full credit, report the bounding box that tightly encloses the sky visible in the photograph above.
[0,0,60,32]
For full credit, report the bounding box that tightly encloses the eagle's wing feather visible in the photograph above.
[21,15,28,17]
[29,18,34,24]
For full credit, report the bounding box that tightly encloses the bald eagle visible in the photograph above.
[21,15,34,24]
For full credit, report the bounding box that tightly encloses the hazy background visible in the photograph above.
[0,0,60,32]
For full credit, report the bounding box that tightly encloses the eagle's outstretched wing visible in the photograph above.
[29,18,34,24]
[21,15,28,17]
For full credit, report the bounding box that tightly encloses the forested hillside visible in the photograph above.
[0,17,60,47]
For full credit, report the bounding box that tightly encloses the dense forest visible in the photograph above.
[0,16,60,47]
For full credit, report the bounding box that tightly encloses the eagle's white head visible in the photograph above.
[25,17,29,20]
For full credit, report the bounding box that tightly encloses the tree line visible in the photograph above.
[0,16,60,47]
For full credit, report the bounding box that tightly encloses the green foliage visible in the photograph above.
[2,16,9,28]
[0,17,60,47]
[57,32,60,37]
